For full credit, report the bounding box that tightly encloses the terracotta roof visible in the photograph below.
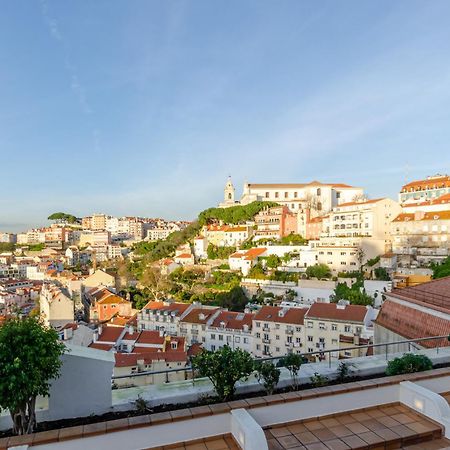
[176,253,193,259]
[375,299,450,348]
[388,276,450,313]
[207,225,248,233]
[141,301,191,316]
[96,325,124,343]
[393,211,450,222]
[254,306,307,325]
[401,175,450,192]
[305,303,367,323]
[402,193,450,207]
[134,330,165,346]
[181,308,219,325]
[335,198,385,208]
[187,342,203,358]
[114,351,188,367]
[230,247,267,260]
[210,311,253,330]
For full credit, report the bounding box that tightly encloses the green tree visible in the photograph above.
[47,212,78,224]
[254,361,280,395]
[248,263,267,279]
[305,264,332,279]
[206,244,235,260]
[431,256,450,279]
[192,346,254,401]
[0,317,66,435]
[374,267,390,281]
[266,255,282,269]
[280,353,303,388]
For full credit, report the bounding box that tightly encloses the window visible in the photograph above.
[344,325,351,332]
[275,323,280,330]
[263,333,269,341]
[308,348,313,353]
[275,192,279,198]
[284,192,289,198]
[256,322,261,328]
[294,192,298,198]
[256,332,261,338]
[243,337,249,344]
[295,327,301,332]
[317,188,321,196]
[211,334,215,340]
[235,336,240,343]
[296,337,301,343]
[265,192,269,198]
[319,322,326,330]
[276,335,280,340]
[256,344,261,350]
[332,339,338,345]
[308,336,313,342]
[332,324,337,331]
[211,345,216,351]
[287,336,292,343]
[307,321,313,328]
[276,347,280,352]
[218,335,223,341]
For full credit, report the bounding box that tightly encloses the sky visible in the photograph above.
[1,1,450,232]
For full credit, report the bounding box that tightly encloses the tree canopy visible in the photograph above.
[198,201,278,225]
[305,263,332,279]
[47,212,78,224]
[0,317,66,434]
[431,256,450,279]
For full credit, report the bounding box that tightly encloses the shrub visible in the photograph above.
[310,372,329,387]
[336,362,349,383]
[254,361,281,395]
[386,354,433,376]
[192,346,254,401]
[134,395,150,413]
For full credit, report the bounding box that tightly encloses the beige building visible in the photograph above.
[391,210,450,263]
[303,303,376,359]
[40,283,74,329]
[178,306,221,345]
[252,305,308,358]
[399,174,450,205]
[204,224,253,247]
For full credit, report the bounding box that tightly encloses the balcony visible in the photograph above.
[262,338,271,344]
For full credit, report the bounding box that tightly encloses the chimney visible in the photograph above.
[98,325,103,335]
[159,329,165,337]
[199,313,206,321]
[128,325,134,335]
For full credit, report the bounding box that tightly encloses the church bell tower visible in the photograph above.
[224,176,235,204]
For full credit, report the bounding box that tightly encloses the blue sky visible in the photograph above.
[1,1,450,231]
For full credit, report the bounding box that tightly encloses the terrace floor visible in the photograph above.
[145,434,240,450]
[264,403,450,450]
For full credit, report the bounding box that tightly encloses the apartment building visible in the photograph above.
[205,310,253,353]
[252,305,308,358]
[240,181,364,213]
[324,198,401,241]
[402,193,450,213]
[0,232,16,243]
[254,206,297,240]
[178,306,221,345]
[137,300,193,335]
[391,210,450,259]
[399,174,450,205]
[303,303,376,359]
[40,283,74,329]
[204,224,253,247]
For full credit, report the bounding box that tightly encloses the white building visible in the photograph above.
[178,306,221,346]
[40,283,74,329]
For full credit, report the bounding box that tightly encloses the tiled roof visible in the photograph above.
[388,276,450,312]
[305,303,367,323]
[187,342,203,357]
[207,225,248,233]
[96,325,124,343]
[114,351,188,367]
[247,181,355,189]
[375,299,450,348]
[401,175,450,191]
[176,253,193,259]
[141,301,191,316]
[334,198,385,208]
[393,211,450,222]
[88,342,114,351]
[181,308,219,324]
[254,306,307,325]
[210,311,253,330]
[134,330,165,345]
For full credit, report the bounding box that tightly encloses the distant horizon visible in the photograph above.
[1,171,440,233]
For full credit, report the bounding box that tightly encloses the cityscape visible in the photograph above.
[1,2,450,450]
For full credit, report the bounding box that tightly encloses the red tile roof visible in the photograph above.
[134,330,165,346]
[254,306,307,325]
[96,325,124,343]
[141,301,191,316]
[335,198,385,208]
[388,276,450,313]
[210,311,253,330]
[114,351,188,367]
[401,175,450,192]
[88,342,114,351]
[180,308,219,324]
[375,300,450,348]
[305,303,367,323]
